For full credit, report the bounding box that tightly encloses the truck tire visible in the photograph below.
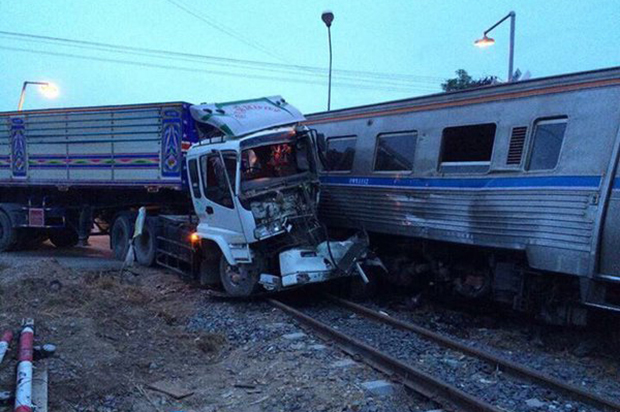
[135,218,157,267]
[111,215,132,261]
[49,228,79,248]
[219,255,259,297]
[0,211,19,252]
[18,231,48,250]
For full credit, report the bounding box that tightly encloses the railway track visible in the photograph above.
[268,295,620,412]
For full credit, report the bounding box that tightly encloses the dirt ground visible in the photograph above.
[0,242,423,412]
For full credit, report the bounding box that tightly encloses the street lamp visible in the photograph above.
[321,10,334,111]
[474,11,516,82]
[17,81,59,111]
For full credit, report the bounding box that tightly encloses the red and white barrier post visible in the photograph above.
[0,329,13,364]
[14,319,34,412]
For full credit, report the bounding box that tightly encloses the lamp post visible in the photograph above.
[474,11,516,82]
[17,81,59,111]
[321,10,334,111]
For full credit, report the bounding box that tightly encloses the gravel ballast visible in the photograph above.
[296,300,607,412]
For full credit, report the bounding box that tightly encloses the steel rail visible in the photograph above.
[326,294,620,412]
[268,298,503,412]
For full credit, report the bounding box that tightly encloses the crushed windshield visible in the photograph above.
[241,137,312,188]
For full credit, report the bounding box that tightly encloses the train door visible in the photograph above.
[597,119,620,277]
[598,166,620,277]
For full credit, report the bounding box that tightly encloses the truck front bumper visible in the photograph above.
[259,234,369,291]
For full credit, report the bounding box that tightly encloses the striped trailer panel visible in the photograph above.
[0,102,198,189]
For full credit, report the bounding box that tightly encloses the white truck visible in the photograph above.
[0,96,369,296]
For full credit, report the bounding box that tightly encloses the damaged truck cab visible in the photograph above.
[184,97,367,296]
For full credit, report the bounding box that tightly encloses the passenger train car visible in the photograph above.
[306,67,620,324]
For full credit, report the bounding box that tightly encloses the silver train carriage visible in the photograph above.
[306,67,620,324]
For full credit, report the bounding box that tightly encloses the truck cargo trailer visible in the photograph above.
[0,101,196,253]
[0,97,370,296]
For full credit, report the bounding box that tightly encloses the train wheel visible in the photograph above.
[49,228,79,248]
[111,215,132,260]
[219,255,259,297]
[0,211,19,252]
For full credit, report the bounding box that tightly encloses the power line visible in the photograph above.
[162,0,285,62]
[0,45,438,93]
[0,30,442,87]
[0,34,439,92]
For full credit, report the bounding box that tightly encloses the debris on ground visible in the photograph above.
[0,257,427,411]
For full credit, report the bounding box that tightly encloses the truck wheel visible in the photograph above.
[0,211,19,252]
[49,228,79,248]
[135,219,157,266]
[18,231,48,250]
[111,215,132,261]
[219,255,259,297]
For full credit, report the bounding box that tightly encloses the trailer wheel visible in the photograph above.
[18,231,48,250]
[49,228,79,248]
[0,211,19,252]
[219,255,259,297]
[111,215,132,260]
[135,218,157,266]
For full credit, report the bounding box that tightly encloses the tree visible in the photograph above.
[441,69,498,92]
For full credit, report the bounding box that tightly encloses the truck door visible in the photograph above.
[192,152,246,244]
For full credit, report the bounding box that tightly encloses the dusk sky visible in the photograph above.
[1,0,619,114]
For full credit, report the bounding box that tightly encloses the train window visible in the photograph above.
[527,118,567,171]
[325,136,356,172]
[440,123,496,173]
[374,131,417,172]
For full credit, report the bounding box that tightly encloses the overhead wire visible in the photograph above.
[0,30,441,91]
[162,0,286,63]
[0,45,439,93]
[162,0,443,85]
[0,35,439,92]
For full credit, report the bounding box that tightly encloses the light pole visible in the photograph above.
[474,11,516,82]
[17,81,59,111]
[321,10,334,111]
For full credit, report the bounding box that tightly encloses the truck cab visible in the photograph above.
[180,96,368,296]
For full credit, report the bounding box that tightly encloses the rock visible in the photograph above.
[441,358,459,368]
[572,340,597,358]
[331,359,357,368]
[282,332,306,340]
[360,380,394,397]
[525,398,545,408]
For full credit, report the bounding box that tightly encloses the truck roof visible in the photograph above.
[190,96,305,138]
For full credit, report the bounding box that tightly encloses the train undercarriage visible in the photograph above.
[369,234,602,326]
